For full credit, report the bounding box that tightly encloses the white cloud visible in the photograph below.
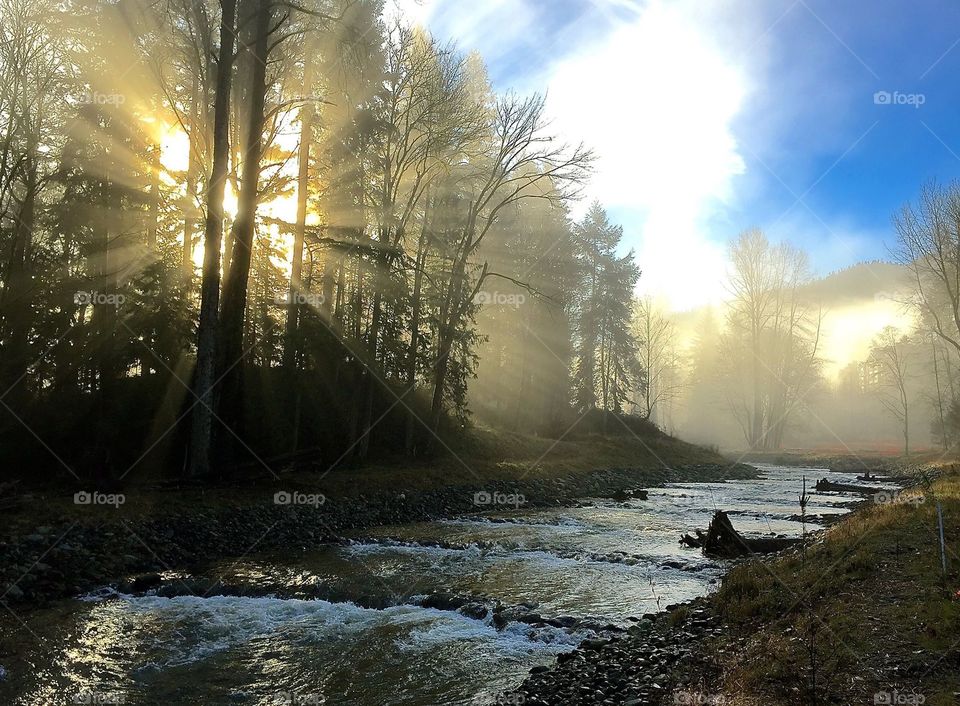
[543,0,750,311]
[393,0,758,311]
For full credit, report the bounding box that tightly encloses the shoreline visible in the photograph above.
[512,460,955,706]
[0,458,756,610]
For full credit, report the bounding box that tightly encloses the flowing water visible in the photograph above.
[5,465,890,706]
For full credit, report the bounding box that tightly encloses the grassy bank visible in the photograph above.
[693,462,960,705]
[4,422,723,529]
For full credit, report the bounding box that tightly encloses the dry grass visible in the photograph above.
[704,463,960,705]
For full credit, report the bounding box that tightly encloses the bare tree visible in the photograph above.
[724,229,822,450]
[0,0,70,402]
[633,296,682,424]
[869,326,912,456]
[426,93,591,438]
[894,181,960,354]
[356,26,484,459]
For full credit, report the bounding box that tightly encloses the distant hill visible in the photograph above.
[798,261,910,306]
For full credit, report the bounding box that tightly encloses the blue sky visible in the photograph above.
[396,0,960,309]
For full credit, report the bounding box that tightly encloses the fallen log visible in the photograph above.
[700,510,801,558]
[814,478,885,494]
[679,529,706,548]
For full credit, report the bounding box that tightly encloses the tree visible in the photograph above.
[0,0,71,402]
[633,296,682,424]
[894,181,960,355]
[426,93,591,437]
[571,202,633,412]
[189,0,238,476]
[869,326,912,456]
[0,0,654,482]
[723,229,822,450]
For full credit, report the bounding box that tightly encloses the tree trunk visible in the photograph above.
[751,323,763,448]
[147,143,160,252]
[283,38,317,371]
[189,0,238,477]
[217,0,271,436]
[182,74,200,285]
[1,155,37,404]
[429,248,469,440]
[404,214,429,455]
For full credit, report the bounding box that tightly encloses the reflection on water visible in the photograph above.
[9,465,883,706]
[23,595,577,705]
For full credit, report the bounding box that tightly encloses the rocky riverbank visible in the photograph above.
[0,462,756,609]
[510,461,950,706]
[502,596,727,706]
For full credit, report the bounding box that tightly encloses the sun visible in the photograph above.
[158,114,316,273]
[159,124,191,175]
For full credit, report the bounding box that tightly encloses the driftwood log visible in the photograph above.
[814,478,883,494]
[681,510,801,558]
[680,529,706,548]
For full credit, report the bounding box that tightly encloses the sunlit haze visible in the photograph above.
[5,2,960,704]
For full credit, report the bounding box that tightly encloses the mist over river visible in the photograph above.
[7,465,887,706]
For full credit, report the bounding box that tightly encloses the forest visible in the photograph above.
[4,0,960,492]
[0,0,655,485]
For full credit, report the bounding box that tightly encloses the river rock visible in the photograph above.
[459,602,488,620]
[419,592,469,612]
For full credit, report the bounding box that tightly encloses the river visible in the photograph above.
[6,464,887,706]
